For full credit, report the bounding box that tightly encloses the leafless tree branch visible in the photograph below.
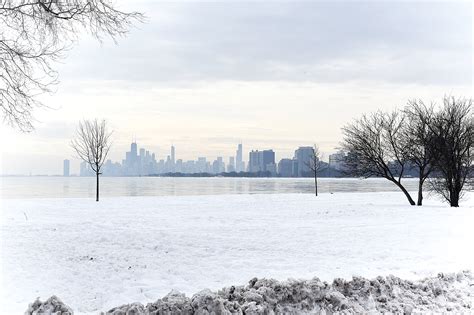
[427,96,473,207]
[0,0,144,131]
[341,111,416,205]
[401,99,436,205]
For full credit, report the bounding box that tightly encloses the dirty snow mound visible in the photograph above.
[25,295,73,315]
[104,271,474,314]
[27,271,473,314]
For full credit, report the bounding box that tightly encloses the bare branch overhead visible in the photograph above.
[0,0,144,131]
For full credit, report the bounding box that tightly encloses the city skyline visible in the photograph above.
[1,134,341,175]
[0,1,471,175]
[70,141,346,177]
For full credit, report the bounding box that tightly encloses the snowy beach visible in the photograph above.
[1,192,473,314]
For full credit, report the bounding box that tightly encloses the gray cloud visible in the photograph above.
[58,1,472,86]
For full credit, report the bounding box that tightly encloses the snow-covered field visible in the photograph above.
[1,192,473,314]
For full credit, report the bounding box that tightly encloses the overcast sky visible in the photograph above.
[0,0,472,175]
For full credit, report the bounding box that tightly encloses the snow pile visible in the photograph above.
[107,291,193,315]
[25,295,73,315]
[100,271,472,314]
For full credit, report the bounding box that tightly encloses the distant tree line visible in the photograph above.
[151,169,350,179]
[342,96,473,207]
[151,171,285,178]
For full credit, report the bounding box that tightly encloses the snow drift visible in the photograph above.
[5,193,473,314]
[26,271,473,314]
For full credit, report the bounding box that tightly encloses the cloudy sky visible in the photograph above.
[0,0,472,175]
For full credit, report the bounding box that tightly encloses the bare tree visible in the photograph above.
[427,96,473,207]
[306,144,325,196]
[402,100,436,206]
[71,119,112,202]
[342,111,416,205]
[1,1,144,131]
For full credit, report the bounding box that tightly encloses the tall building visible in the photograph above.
[266,163,277,176]
[171,145,176,164]
[248,150,260,173]
[236,143,244,172]
[196,157,208,173]
[294,146,314,177]
[278,158,293,177]
[262,150,275,170]
[103,159,122,176]
[121,141,158,176]
[176,159,183,173]
[248,149,275,173]
[329,151,346,171]
[124,142,139,175]
[212,157,225,174]
[63,159,70,177]
[130,142,138,160]
[227,156,235,172]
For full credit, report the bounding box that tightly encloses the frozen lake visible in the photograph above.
[0,176,420,199]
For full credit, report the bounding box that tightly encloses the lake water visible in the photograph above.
[0,176,420,199]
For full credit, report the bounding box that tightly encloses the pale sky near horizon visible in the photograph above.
[0,0,472,175]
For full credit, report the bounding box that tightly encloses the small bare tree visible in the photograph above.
[306,144,325,196]
[342,111,416,205]
[427,96,473,207]
[402,100,436,206]
[1,1,144,131]
[71,119,112,202]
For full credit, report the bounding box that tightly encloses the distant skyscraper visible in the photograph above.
[131,142,138,159]
[63,159,70,177]
[196,157,207,173]
[121,141,159,176]
[294,146,314,177]
[329,151,346,171]
[248,149,275,173]
[261,150,275,170]
[277,158,295,177]
[227,156,235,172]
[176,159,183,173]
[248,150,260,173]
[212,157,225,174]
[171,145,176,164]
[236,143,243,172]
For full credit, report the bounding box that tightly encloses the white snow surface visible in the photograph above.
[1,192,473,314]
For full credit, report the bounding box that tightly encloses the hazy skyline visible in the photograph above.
[0,0,472,175]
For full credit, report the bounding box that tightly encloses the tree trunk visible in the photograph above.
[449,177,462,207]
[417,176,424,206]
[394,180,416,205]
[314,170,318,196]
[450,190,459,207]
[96,172,99,202]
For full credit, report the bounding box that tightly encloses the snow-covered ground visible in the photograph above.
[1,192,473,314]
